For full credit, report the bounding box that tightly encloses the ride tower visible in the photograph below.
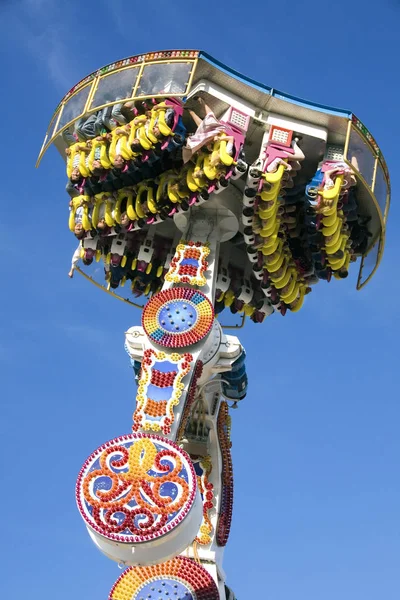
[38,49,390,600]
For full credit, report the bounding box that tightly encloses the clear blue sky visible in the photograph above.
[1,1,399,599]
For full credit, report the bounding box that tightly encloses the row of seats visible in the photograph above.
[214,260,274,323]
[68,98,246,239]
[242,138,312,315]
[304,161,370,281]
[64,98,185,196]
[74,230,272,325]
[242,136,371,314]
[75,229,171,295]
[68,151,244,239]
[68,102,373,321]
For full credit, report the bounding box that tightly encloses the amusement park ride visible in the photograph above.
[37,50,391,599]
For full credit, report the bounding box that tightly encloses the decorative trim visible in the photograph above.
[216,401,233,547]
[76,433,196,544]
[193,455,214,545]
[142,288,214,348]
[166,240,210,286]
[108,556,219,600]
[58,51,199,110]
[133,349,193,434]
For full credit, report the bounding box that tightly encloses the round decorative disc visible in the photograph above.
[76,434,197,544]
[109,556,219,600]
[142,288,214,348]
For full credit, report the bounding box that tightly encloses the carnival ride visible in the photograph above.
[38,49,390,600]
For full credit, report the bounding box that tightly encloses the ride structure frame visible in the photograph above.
[38,49,391,600]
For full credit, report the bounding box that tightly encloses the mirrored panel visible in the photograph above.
[347,128,376,187]
[373,161,389,218]
[357,236,381,289]
[136,62,192,96]
[56,85,92,132]
[90,67,139,109]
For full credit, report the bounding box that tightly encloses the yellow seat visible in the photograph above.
[105,196,115,227]
[167,178,181,203]
[127,116,147,156]
[67,142,90,178]
[224,289,235,307]
[125,190,138,221]
[332,254,351,278]
[115,188,134,223]
[156,171,174,203]
[69,195,92,232]
[145,109,159,144]
[324,226,342,248]
[243,303,255,317]
[289,286,306,312]
[280,279,300,304]
[263,163,286,185]
[322,217,342,237]
[317,175,344,217]
[192,154,208,188]
[88,136,111,171]
[319,174,344,200]
[275,269,296,291]
[137,182,157,214]
[137,119,153,151]
[257,199,280,221]
[203,152,219,181]
[321,210,340,228]
[263,240,285,262]
[218,134,235,167]
[109,128,130,164]
[259,183,281,202]
[135,187,146,219]
[187,166,201,192]
[266,252,287,273]
[325,233,347,255]
[328,251,349,271]
[259,219,281,239]
[152,101,174,137]
[261,235,281,255]
[271,265,294,289]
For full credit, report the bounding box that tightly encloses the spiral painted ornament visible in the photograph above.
[109,556,219,600]
[76,434,198,544]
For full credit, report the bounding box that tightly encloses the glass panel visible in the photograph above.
[91,67,139,108]
[373,161,388,217]
[56,85,91,131]
[137,62,192,96]
[347,128,376,187]
[52,111,61,137]
[45,107,60,138]
[357,236,380,288]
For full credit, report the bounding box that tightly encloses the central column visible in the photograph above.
[76,197,243,600]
